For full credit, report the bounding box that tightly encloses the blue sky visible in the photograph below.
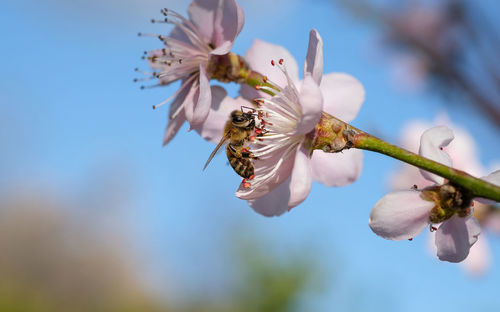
[1,0,499,311]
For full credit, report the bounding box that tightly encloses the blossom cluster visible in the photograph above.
[137,0,499,265]
[137,0,364,215]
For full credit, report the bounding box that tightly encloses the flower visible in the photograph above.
[198,29,365,216]
[138,0,244,145]
[390,115,486,191]
[390,116,500,271]
[370,125,499,263]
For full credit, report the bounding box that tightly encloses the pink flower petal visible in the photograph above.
[162,80,196,146]
[320,73,365,122]
[194,86,239,143]
[189,64,212,128]
[482,170,500,185]
[183,82,198,125]
[435,215,480,263]
[187,0,217,44]
[236,146,296,200]
[210,0,245,55]
[369,191,434,240]
[248,176,291,217]
[475,170,500,204]
[169,25,190,45]
[240,39,299,100]
[418,125,454,184]
[311,149,363,187]
[288,144,313,208]
[293,75,323,135]
[163,109,187,146]
[249,144,313,216]
[304,29,323,85]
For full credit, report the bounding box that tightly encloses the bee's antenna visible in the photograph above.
[240,106,257,114]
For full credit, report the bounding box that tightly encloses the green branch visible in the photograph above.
[353,133,500,202]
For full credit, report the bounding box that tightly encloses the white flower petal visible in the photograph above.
[249,145,312,216]
[210,0,245,55]
[189,64,211,128]
[419,125,454,184]
[236,146,296,200]
[481,170,500,186]
[304,29,323,85]
[194,86,238,143]
[240,39,299,100]
[311,149,363,187]
[248,176,291,217]
[288,144,313,208]
[435,215,480,263]
[320,73,365,122]
[187,0,217,44]
[163,109,186,146]
[293,75,323,135]
[475,170,500,204]
[369,191,434,240]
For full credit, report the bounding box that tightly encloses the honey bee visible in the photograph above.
[203,108,258,179]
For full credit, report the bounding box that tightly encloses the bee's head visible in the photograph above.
[231,110,253,127]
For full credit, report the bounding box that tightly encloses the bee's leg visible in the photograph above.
[228,144,258,160]
[227,144,243,158]
[241,147,259,160]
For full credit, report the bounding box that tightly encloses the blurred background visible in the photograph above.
[1,0,499,311]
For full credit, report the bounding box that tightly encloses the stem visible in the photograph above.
[353,132,500,202]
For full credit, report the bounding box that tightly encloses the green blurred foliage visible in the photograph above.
[0,192,322,312]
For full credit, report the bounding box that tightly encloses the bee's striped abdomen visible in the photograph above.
[226,147,254,179]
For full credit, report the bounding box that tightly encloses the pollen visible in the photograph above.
[242,179,251,188]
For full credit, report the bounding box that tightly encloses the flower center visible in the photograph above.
[422,183,473,223]
[239,60,305,191]
[135,8,212,109]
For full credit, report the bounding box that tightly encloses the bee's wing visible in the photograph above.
[203,133,230,171]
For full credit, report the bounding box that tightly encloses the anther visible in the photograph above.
[243,181,251,188]
[408,238,413,241]
[278,58,284,65]
[255,85,261,90]
[271,60,275,66]
[249,175,255,180]
[152,105,156,110]
[412,184,418,190]
[439,147,443,150]
[263,76,268,83]
[430,225,437,232]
